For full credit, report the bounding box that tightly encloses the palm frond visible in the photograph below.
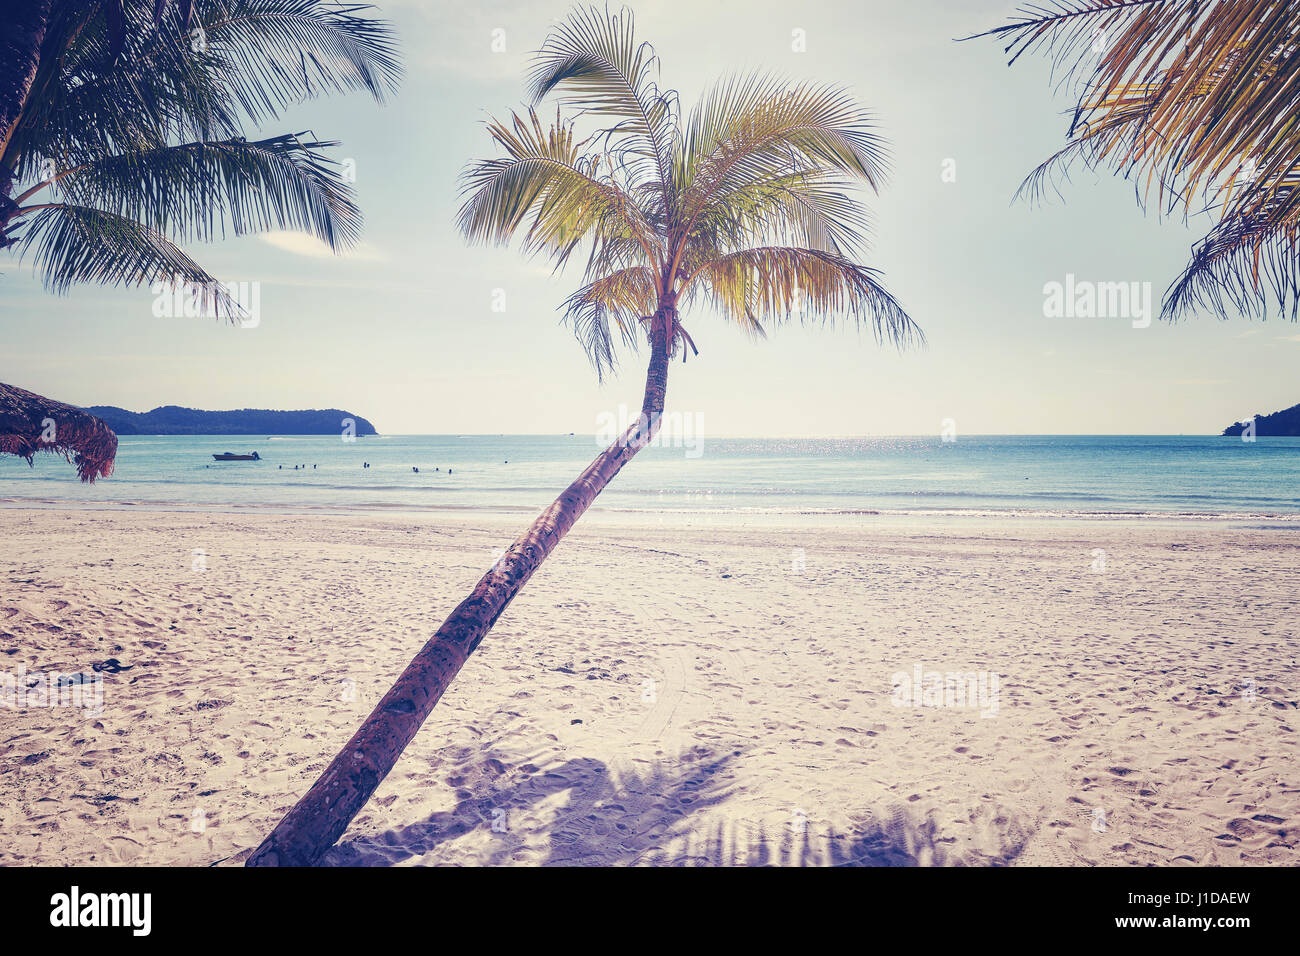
[559,265,658,379]
[674,73,889,249]
[2,0,397,307]
[978,0,1300,321]
[1164,174,1300,320]
[15,203,243,318]
[686,245,921,347]
[457,108,658,270]
[203,0,402,122]
[688,168,873,257]
[10,8,239,174]
[527,4,677,212]
[41,133,361,249]
[966,0,1167,82]
[7,1,400,176]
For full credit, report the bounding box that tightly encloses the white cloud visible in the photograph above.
[260,231,385,262]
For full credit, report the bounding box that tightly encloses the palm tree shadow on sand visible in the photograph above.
[322,747,1031,866]
[323,746,736,866]
[689,808,1032,867]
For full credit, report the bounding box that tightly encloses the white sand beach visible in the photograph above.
[0,506,1296,866]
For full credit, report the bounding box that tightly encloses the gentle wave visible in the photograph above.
[3,494,1299,524]
[3,434,1298,519]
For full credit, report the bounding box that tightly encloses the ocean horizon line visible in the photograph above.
[107,430,1270,439]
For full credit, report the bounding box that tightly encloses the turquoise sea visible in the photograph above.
[1,435,1297,520]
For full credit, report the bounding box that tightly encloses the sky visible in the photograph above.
[2,0,1297,437]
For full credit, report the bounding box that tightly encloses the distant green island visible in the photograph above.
[85,405,378,436]
[1222,401,1300,437]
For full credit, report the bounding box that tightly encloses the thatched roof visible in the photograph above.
[0,382,117,482]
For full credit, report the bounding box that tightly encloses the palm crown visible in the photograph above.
[457,5,920,379]
[1,1,401,317]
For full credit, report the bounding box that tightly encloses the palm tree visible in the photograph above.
[0,0,400,474]
[971,0,1300,321]
[248,5,921,866]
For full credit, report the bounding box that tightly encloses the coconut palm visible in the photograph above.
[972,0,1300,321]
[0,0,399,475]
[248,5,920,866]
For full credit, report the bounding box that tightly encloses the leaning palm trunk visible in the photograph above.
[246,314,672,866]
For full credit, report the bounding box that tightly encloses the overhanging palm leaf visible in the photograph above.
[972,0,1300,320]
[19,204,243,318]
[32,0,400,146]
[12,10,241,170]
[1166,180,1300,321]
[204,0,402,121]
[2,1,400,294]
[18,134,362,249]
